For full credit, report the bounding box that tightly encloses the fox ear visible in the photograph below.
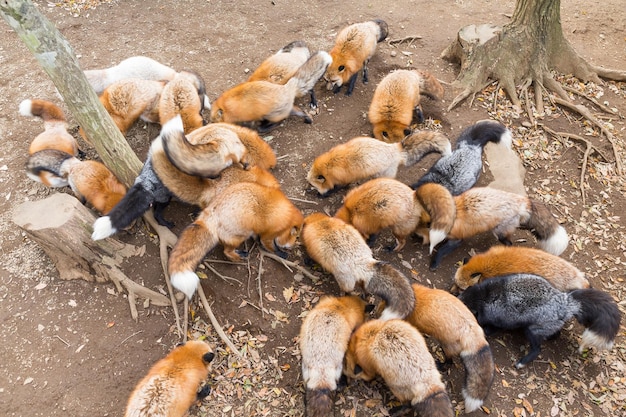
[470,272,482,279]
[202,352,215,363]
[290,225,300,237]
[382,131,389,139]
[354,364,363,375]
[462,257,470,265]
[403,128,412,137]
[316,175,325,183]
[364,303,376,313]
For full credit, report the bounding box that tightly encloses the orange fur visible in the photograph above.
[454,245,589,291]
[299,295,367,417]
[368,69,444,142]
[335,178,453,253]
[168,182,303,299]
[124,340,214,417]
[324,20,388,95]
[159,71,205,134]
[247,40,311,84]
[65,159,127,215]
[344,319,453,416]
[405,283,494,412]
[99,78,165,135]
[20,99,79,157]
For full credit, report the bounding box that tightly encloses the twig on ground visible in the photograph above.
[260,250,320,282]
[388,35,423,46]
[197,284,242,358]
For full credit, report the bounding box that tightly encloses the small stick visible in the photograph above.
[257,254,265,318]
[118,330,143,346]
[388,35,423,46]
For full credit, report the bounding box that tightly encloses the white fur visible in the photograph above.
[19,99,33,117]
[499,129,513,149]
[318,50,333,67]
[441,141,452,156]
[378,307,402,321]
[92,216,116,240]
[160,114,184,137]
[429,229,447,254]
[539,225,569,256]
[171,270,200,300]
[203,95,211,111]
[462,389,484,413]
[579,329,614,353]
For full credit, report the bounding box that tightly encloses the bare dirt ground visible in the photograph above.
[0,1,624,416]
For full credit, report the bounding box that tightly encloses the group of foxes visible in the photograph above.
[20,16,621,417]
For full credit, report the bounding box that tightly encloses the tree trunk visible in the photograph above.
[0,0,141,187]
[12,193,171,318]
[442,0,626,111]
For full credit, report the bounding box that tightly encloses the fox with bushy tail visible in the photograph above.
[299,295,367,417]
[405,283,494,413]
[211,51,331,132]
[306,131,451,196]
[458,273,620,368]
[411,120,512,195]
[429,186,569,269]
[368,69,444,142]
[344,319,454,417]
[168,182,303,299]
[301,212,415,320]
[124,340,215,417]
[325,19,388,96]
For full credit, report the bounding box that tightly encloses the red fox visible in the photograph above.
[159,70,208,134]
[168,182,304,299]
[299,295,367,417]
[405,283,494,413]
[213,123,277,170]
[334,178,455,253]
[19,99,80,157]
[27,149,126,215]
[124,340,215,417]
[454,245,589,292]
[306,131,451,196]
[368,69,444,142]
[84,55,178,95]
[325,19,389,96]
[344,319,454,417]
[429,187,570,269]
[211,51,331,132]
[301,212,415,320]
[159,115,248,178]
[98,78,166,136]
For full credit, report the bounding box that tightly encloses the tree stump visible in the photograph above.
[12,193,170,319]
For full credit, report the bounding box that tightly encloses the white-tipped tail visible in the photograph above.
[160,114,184,136]
[462,389,484,413]
[378,307,402,321]
[539,225,568,256]
[579,329,614,353]
[203,95,211,111]
[499,129,513,149]
[441,141,452,156]
[429,229,447,254]
[19,99,33,117]
[171,270,200,300]
[92,216,116,240]
[318,50,333,67]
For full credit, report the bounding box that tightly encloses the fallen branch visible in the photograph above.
[388,35,423,46]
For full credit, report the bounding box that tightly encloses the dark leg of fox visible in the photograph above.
[414,105,424,124]
[153,201,174,228]
[290,105,313,124]
[257,119,281,134]
[77,148,86,159]
[496,233,513,246]
[362,61,369,84]
[366,233,379,247]
[309,90,318,109]
[429,239,462,270]
[196,384,212,400]
[235,249,249,258]
[516,328,546,368]
[345,73,359,96]
[272,241,289,259]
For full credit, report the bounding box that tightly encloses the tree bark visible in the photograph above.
[0,0,141,187]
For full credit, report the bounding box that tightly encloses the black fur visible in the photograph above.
[305,388,334,417]
[411,121,510,195]
[458,273,620,368]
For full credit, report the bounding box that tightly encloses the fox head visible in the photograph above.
[272,208,304,253]
[306,162,334,196]
[323,56,358,92]
[372,121,413,143]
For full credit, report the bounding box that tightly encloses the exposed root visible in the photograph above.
[562,85,621,116]
[590,65,626,81]
[259,250,320,282]
[197,284,243,358]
